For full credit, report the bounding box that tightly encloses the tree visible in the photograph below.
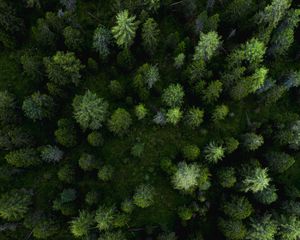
[78,153,97,171]
[202,80,223,103]
[212,105,229,122]
[221,195,253,220]
[20,52,43,80]
[87,131,103,147]
[109,80,124,98]
[142,18,160,54]
[243,38,266,68]
[278,215,300,240]
[70,211,94,238]
[108,108,132,136]
[58,164,75,183]
[182,145,200,161]
[157,232,177,240]
[93,25,112,59]
[85,191,99,206]
[22,92,54,121]
[5,148,40,167]
[63,26,83,51]
[246,214,277,240]
[144,0,160,11]
[254,184,278,204]
[134,63,160,90]
[73,90,109,130]
[162,84,185,107]
[193,31,221,62]
[266,151,295,173]
[44,51,84,86]
[121,199,134,214]
[178,206,193,221]
[204,142,225,164]
[135,104,148,120]
[0,91,16,124]
[95,205,116,231]
[218,218,246,240]
[133,184,155,208]
[32,218,59,239]
[172,162,210,193]
[0,189,32,221]
[174,53,185,69]
[184,107,204,129]
[166,107,182,125]
[98,231,126,240]
[218,167,236,188]
[242,167,270,193]
[98,165,114,181]
[131,143,144,158]
[111,10,138,48]
[40,145,63,163]
[225,137,239,154]
[55,118,77,147]
[243,133,264,151]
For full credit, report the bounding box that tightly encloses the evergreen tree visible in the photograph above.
[55,118,77,147]
[87,131,103,147]
[78,153,97,171]
[246,214,277,240]
[63,26,83,51]
[202,80,223,103]
[93,25,112,59]
[221,195,253,220]
[108,108,132,136]
[184,107,204,129]
[162,84,185,107]
[5,148,40,167]
[0,189,32,221]
[243,133,264,151]
[133,184,155,208]
[204,142,225,164]
[22,92,54,121]
[212,105,229,122]
[242,167,270,193]
[166,107,182,125]
[218,167,236,188]
[40,145,64,163]
[95,205,116,231]
[182,144,200,161]
[218,218,247,240]
[0,91,16,124]
[73,90,109,130]
[266,151,295,173]
[44,52,84,86]
[98,165,114,181]
[111,10,138,48]
[70,211,94,238]
[142,18,160,54]
[135,104,148,120]
[254,184,278,204]
[278,215,300,240]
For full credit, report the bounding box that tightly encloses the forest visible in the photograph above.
[0,0,300,239]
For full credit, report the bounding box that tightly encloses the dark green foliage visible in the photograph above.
[218,167,236,188]
[254,184,278,205]
[133,184,155,208]
[0,189,32,221]
[93,26,112,59]
[218,218,247,240]
[266,152,295,173]
[108,108,132,136]
[70,210,94,238]
[87,131,103,147]
[162,84,184,108]
[78,153,97,171]
[63,26,83,51]
[182,144,200,161]
[22,92,54,121]
[221,195,253,220]
[247,214,277,240]
[184,107,204,129]
[55,118,77,147]
[44,52,84,86]
[5,148,40,167]
[142,18,160,54]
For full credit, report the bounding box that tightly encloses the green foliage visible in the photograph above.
[254,184,278,205]
[63,26,83,51]
[221,195,253,220]
[55,118,77,147]
[157,232,177,240]
[44,51,84,86]
[109,80,124,98]
[98,230,126,240]
[162,84,185,108]
[108,108,132,136]
[218,167,236,188]
[20,52,43,80]
[278,215,300,240]
[131,142,144,158]
[243,133,264,151]
[225,137,239,154]
[58,164,75,183]
[218,218,246,240]
[193,31,221,62]
[0,91,16,124]
[178,206,193,221]
[133,184,155,208]
[204,142,225,164]
[32,218,59,239]
[93,25,112,59]
[166,107,182,125]
[40,145,63,163]
[212,105,229,122]
[172,162,210,193]
[22,92,54,121]
[174,53,185,69]
[98,165,114,181]
[242,167,270,193]
[184,107,204,129]
[182,144,200,161]
[95,205,116,231]
[0,189,32,221]
[5,148,40,167]
[247,214,277,240]
[121,199,134,213]
[135,104,148,120]
[70,210,94,238]
[142,18,159,54]
[73,90,109,130]
[202,80,223,103]
[78,153,97,171]
[85,191,99,206]
[266,151,295,173]
[111,10,139,48]
[87,131,103,147]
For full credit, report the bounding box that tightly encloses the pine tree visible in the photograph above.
[73,90,109,130]
[184,107,204,129]
[111,10,139,48]
[70,210,94,238]
[247,214,277,240]
[221,195,253,220]
[133,184,155,208]
[5,148,40,167]
[204,142,225,164]
[162,84,185,107]
[108,108,132,136]
[242,167,270,193]
[142,18,160,54]
[93,25,112,59]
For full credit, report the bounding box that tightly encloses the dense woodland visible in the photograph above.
[0,0,300,239]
